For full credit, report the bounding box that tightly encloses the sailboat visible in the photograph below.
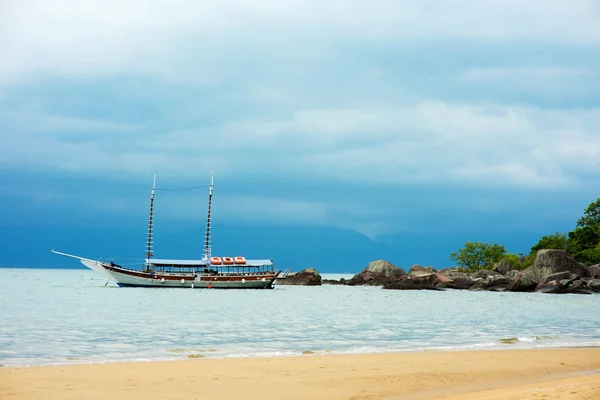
[52,171,287,289]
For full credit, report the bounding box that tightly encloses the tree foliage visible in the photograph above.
[450,242,507,271]
[577,198,600,228]
[503,253,526,270]
[531,232,569,253]
[568,225,600,265]
[447,197,600,270]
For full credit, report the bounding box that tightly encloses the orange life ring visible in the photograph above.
[222,257,234,265]
[210,257,222,265]
[234,256,246,264]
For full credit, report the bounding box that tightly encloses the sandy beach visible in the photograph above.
[2,348,599,399]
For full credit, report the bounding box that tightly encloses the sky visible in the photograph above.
[1,1,599,272]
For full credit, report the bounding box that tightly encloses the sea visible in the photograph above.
[1,268,599,367]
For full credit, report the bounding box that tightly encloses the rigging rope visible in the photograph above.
[155,185,209,192]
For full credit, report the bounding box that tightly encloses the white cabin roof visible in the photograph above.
[147,258,273,266]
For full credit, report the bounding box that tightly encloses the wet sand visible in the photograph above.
[1,348,599,399]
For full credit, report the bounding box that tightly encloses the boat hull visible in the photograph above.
[81,259,277,289]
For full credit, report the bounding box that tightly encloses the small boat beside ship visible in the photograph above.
[52,171,288,289]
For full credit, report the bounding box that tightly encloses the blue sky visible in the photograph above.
[1,1,600,271]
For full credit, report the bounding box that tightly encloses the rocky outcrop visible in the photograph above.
[347,260,406,286]
[527,250,589,282]
[316,250,600,294]
[507,250,591,293]
[277,268,321,286]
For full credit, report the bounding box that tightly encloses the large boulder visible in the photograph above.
[507,272,537,292]
[347,260,406,286]
[588,265,600,279]
[277,268,321,286]
[493,258,517,275]
[407,264,437,276]
[508,250,590,292]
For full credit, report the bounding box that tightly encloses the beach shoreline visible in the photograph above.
[2,348,600,399]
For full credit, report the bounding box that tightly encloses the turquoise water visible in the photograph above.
[1,268,599,367]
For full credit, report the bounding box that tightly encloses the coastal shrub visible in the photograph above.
[520,252,536,269]
[504,253,521,269]
[531,232,569,253]
[565,199,600,265]
[450,241,507,271]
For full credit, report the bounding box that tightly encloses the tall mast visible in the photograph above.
[146,174,156,262]
[203,169,214,260]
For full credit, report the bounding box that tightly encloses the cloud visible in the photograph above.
[1,1,599,86]
[2,100,599,189]
[1,0,600,237]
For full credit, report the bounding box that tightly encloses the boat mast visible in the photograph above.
[203,169,214,260]
[145,174,156,265]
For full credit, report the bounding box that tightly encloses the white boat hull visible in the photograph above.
[81,259,276,289]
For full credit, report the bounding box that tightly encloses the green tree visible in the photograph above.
[503,253,522,269]
[568,225,600,265]
[531,232,569,253]
[577,198,600,228]
[566,198,600,265]
[450,241,507,271]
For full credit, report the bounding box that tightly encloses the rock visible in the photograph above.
[588,279,600,292]
[438,267,460,275]
[488,275,511,288]
[435,269,475,289]
[530,250,590,280]
[536,280,561,293]
[437,276,472,290]
[507,271,537,292]
[321,279,343,285]
[559,279,573,287]
[383,274,445,290]
[277,268,321,286]
[508,250,589,292]
[588,265,600,279]
[469,280,488,291]
[542,271,573,284]
[571,279,586,289]
[493,258,517,275]
[347,260,406,286]
[536,280,593,294]
[407,264,437,276]
[470,270,502,280]
[504,270,518,278]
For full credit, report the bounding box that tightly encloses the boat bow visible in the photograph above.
[50,250,113,279]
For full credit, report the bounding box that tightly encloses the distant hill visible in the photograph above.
[0,222,395,273]
[1,221,539,272]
